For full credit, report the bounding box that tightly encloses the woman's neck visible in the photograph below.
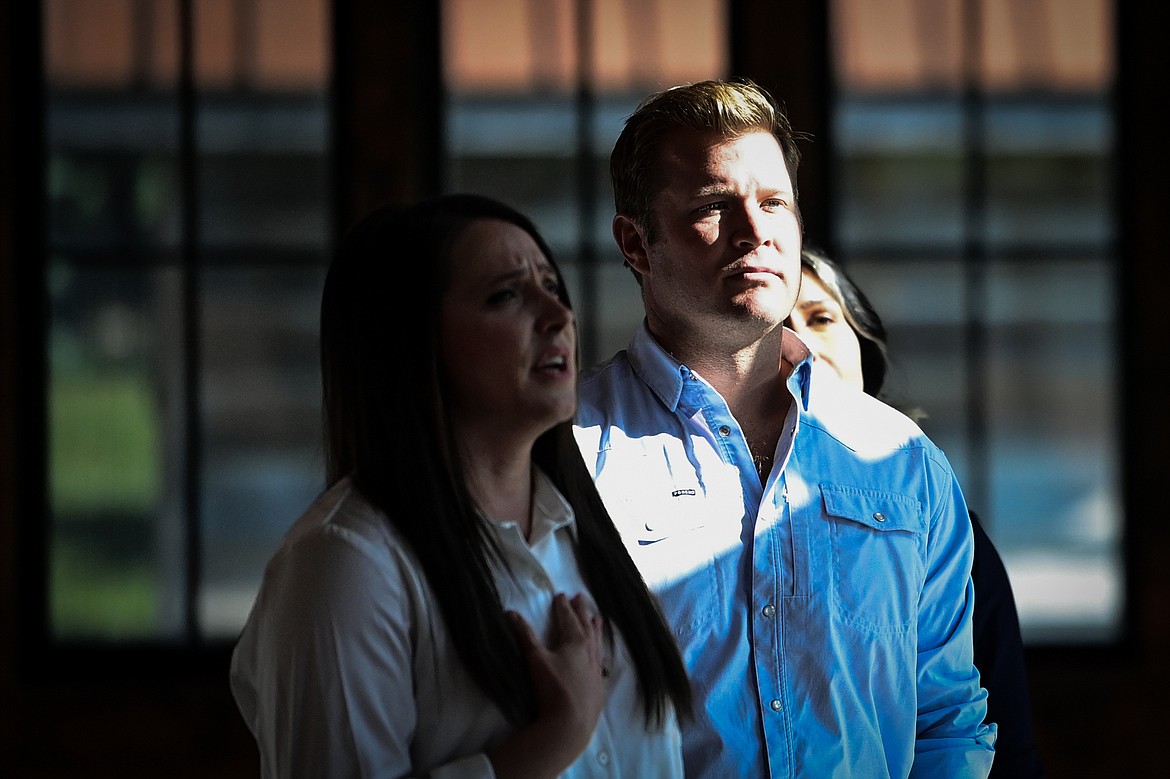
[459,433,535,539]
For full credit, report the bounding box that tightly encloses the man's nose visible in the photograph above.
[734,203,768,248]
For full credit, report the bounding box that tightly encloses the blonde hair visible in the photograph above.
[610,79,803,232]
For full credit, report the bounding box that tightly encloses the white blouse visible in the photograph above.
[230,469,683,779]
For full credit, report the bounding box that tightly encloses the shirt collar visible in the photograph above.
[626,322,689,412]
[528,465,576,545]
[626,319,815,413]
[783,328,814,412]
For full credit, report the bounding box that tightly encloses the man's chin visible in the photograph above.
[727,295,793,327]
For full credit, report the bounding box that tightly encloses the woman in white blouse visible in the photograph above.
[230,193,691,778]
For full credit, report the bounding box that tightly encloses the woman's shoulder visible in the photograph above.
[265,478,425,594]
[284,478,386,542]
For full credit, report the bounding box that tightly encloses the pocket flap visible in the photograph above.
[820,484,923,532]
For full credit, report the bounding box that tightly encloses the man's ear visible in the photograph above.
[613,214,651,276]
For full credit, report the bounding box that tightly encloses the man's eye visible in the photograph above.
[696,202,725,215]
[543,278,562,295]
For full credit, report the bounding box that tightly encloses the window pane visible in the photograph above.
[192,1,332,639]
[199,266,325,638]
[45,0,186,640]
[835,100,966,250]
[442,0,727,365]
[831,0,1118,643]
[985,258,1120,642]
[984,101,1113,247]
[44,0,332,642]
[48,264,186,639]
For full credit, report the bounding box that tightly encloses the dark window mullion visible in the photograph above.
[959,0,990,515]
[573,0,599,366]
[18,0,50,668]
[178,0,202,644]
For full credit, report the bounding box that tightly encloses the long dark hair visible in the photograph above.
[320,193,690,727]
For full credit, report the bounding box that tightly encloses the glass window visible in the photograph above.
[831,0,1118,643]
[442,0,728,365]
[43,0,332,642]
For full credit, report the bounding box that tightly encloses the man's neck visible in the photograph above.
[651,321,790,407]
[651,322,796,478]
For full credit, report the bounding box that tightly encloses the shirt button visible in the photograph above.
[770,699,783,711]
[762,604,776,618]
[873,512,886,522]
[597,750,610,766]
[718,425,731,436]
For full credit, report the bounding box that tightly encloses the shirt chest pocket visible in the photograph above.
[820,484,926,635]
[593,442,741,635]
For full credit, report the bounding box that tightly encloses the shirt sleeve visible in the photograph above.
[910,462,998,779]
[230,523,497,779]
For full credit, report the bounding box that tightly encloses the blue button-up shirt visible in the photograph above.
[574,323,996,778]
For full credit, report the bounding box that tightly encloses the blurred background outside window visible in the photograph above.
[443,0,728,366]
[443,0,1119,644]
[832,0,1117,643]
[44,0,331,642]
[39,0,1118,648]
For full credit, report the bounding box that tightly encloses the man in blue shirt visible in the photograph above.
[574,79,996,777]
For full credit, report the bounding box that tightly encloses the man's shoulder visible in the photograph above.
[801,368,936,455]
[577,350,641,417]
[578,350,633,386]
[575,349,682,460]
[797,375,964,519]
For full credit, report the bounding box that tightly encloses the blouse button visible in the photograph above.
[873,512,886,522]
[762,604,776,618]
[718,425,731,436]
[597,750,610,766]
[770,699,783,711]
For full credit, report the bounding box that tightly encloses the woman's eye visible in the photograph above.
[803,308,837,327]
[486,287,518,305]
[543,278,561,295]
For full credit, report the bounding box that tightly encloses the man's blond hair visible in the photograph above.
[610,79,803,236]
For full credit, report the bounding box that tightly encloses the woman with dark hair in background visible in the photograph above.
[787,246,1045,779]
[230,193,690,778]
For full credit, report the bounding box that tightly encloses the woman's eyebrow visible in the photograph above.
[796,297,834,310]
[486,268,527,285]
[486,260,554,286]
